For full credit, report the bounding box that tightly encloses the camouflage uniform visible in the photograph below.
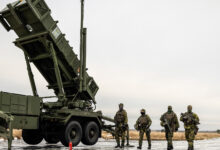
[135,109,152,149]
[180,105,200,150]
[0,111,14,150]
[114,103,128,148]
[160,106,179,150]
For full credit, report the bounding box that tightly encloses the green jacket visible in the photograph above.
[114,110,128,125]
[135,114,152,130]
[160,111,179,132]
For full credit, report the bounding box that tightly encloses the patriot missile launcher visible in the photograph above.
[0,0,116,148]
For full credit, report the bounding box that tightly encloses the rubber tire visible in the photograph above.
[81,121,99,145]
[60,121,82,147]
[44,135,59,144]
[22,129,43,145]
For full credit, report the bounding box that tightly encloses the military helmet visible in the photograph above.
[119,103,124,107]
[187,105,192,112]
[119,103,124,111]
[141,109,145,113]
[168,105,172,109]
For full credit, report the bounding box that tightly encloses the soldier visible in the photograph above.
[134,109,152,149]
[180,105,200,150]
[160,106,179,150]
[0,111,13,150]
[114,103,128,148]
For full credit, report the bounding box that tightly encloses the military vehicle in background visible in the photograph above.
[0,0,117,148]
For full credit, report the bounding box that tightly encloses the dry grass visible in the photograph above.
[0,129,22,140]
[102,131,220,140]
[13,130,22,139]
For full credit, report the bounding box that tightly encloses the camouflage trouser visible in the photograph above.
[165,131,173,148]
[115,127,126,146]
[139,129,151,147]
[185,129,195,149]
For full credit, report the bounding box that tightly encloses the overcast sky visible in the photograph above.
[0,0,220,131]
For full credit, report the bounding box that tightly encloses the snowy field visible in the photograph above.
[0,138,220,150]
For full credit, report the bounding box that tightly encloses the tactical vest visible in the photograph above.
[139,115,149,127]
[115,111,125,123]
[183,113,196,125]
[164,112,175,125]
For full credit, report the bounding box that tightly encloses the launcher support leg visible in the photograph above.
[24,53,38,96]
[49,42,66,100]
[8,120,13,150]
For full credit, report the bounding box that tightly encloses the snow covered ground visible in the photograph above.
[0,138,220,150]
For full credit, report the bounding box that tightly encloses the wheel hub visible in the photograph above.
[89,129,95,138]
[70,130,76,139]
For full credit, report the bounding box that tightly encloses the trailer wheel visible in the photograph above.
[60,121,82,147]
[22,129,43,145]
[81,121,99,145]
[44,135,59,144]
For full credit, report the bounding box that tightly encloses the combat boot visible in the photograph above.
[137,146,142,149]
[115,139,120,148]
[115,145,120,148]
[167,146,171,150]
[148,144,151,149]
[187,144,194,150]
[120,140,125,148]
[170,144,173,149]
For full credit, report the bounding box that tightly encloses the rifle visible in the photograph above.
[164,118,172,133]
[181,113,200,135]
[181,113,200,125]
[122,124,128,131]
[180,113,187,122]
[135,122,150,132]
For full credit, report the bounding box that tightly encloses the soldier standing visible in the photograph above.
[160,106,179,150]
[114,103,128,148]
[180,105,200,150]
[134,109,152,149]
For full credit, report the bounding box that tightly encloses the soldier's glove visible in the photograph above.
[160,122,165,127]
[175,128,178,132]
[146,128,151,133]
[122,124,128,130]
[134,124,138,130]
[137,125,141,131]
